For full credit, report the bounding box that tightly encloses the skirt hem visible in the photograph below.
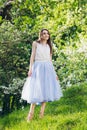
[21,95,63,104]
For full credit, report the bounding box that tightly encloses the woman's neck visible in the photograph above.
[40,40,47,45]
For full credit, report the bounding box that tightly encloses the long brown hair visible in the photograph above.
[37,29,52,54]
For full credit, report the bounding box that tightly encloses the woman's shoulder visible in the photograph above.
[32,41,38,48]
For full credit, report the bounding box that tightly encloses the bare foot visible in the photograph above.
[27,112,33,122]
[39,112,44,118]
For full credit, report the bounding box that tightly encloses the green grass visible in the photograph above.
[0,82,87,130]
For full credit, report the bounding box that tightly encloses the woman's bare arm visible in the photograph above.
[50,53,58,80]
[50,53,52,61]
[28,41,37,76]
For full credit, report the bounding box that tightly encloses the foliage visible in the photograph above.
[0,78,26,114]
[0,22,32,86]
[53,37,87,88]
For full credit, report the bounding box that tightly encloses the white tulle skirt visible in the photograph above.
[21,61,63,104]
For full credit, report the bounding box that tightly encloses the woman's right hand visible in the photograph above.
[28,69,32,77]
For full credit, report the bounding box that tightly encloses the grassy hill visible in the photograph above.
[0,82,87,130]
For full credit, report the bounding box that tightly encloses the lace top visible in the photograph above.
[35,42,51,61]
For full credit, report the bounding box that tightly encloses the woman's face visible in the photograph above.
[41,30,50,41]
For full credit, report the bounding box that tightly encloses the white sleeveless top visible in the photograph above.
[35,42,51,61]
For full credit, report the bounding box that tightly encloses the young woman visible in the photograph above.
[21,29,63,121]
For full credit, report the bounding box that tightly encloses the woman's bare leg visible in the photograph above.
[27,103,36,121]
[39,102,46,118]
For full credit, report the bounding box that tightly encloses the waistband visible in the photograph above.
[35,60,51,62]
